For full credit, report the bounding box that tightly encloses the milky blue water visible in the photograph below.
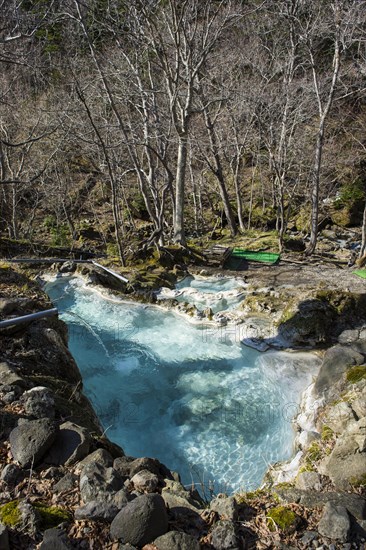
[45,276,320,494]
[158,275,247,313]
[176,275,246,293]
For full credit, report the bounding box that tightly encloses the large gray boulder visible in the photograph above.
[274,488,366,520]
[319,418,366,490]
[317,502,350,542]
[110,493,168,546]
[9,418,58,467]
[161,480,203,512]
[153,531,200,550]
[323,401,356,434]
[295,471,322,492]
[74,500,119,522]
[44,421,91,466]
[80,462,124,503]
[210,520,240,550]
[314,345,364,399]
[278,299,336,348]
[76,448,113,471]
[210,495,238,521]
[52,473,78,494]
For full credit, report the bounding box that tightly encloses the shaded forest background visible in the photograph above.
[1,0,366,265]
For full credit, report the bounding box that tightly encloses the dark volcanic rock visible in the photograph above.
[0,362,25,388]
[77,448,114,471]
[210,520,240,550]
[275,488,366,520]
[44,421,91,466]
[153,530,200,550]
[314,345,364,399]
[113,456,172,480]
[53,472,78,493]
[80,462,124,503]
[0,522,9,550]
[110,493,168,546]
[0,463,24,487]
[210,494,238,521]
[75,500,119,521]
[113,488,133,509]
[39,527,73,549]
[22,386,55,419]
[9,418,58,467]
[278,299,337,347]
[318,502,350,542]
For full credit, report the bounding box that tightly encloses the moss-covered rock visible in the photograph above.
[303,442,323,471]
[321,425,334,442]
[0,500,21,527]
[33,503,71,530]
[234,489,267,506]
[266,505,299,532]
[346,365,366,384]
[278,298,337,346]
[240,291,285,316]
[277,289,366,347]
[349,473,366,488]
[294,205,311,232]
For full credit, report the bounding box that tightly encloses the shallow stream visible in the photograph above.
[45,276,320,494]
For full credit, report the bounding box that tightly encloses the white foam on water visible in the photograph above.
[45,276,321,493]
[159,275,247,313]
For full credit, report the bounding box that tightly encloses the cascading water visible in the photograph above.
[45,276,320,494]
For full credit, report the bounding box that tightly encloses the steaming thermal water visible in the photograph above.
[45,276,320,493]
[158,275,247,313]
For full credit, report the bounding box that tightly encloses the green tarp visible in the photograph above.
[230,248,280,264]
[353,269,366,279]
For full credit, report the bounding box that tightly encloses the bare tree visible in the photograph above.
[136,0,242,245]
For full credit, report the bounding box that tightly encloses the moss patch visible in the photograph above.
[34,503,71,530]
[346,365,366,384]
[349,474,366,488]
[303,442,323,470]
[234,489,267,505]
[267,505,298,532]
[321,425,334,442]
[0,500,21,526]
[298,464,315,474]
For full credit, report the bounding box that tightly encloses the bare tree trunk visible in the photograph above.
[306,121,325,255]
[233,160,245,232]
[11,184,18,239]
[305,14,340,256]
[75,85,125,266]
[359,198,366,260]
[174,136,188,245]
[200,95,237,237]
